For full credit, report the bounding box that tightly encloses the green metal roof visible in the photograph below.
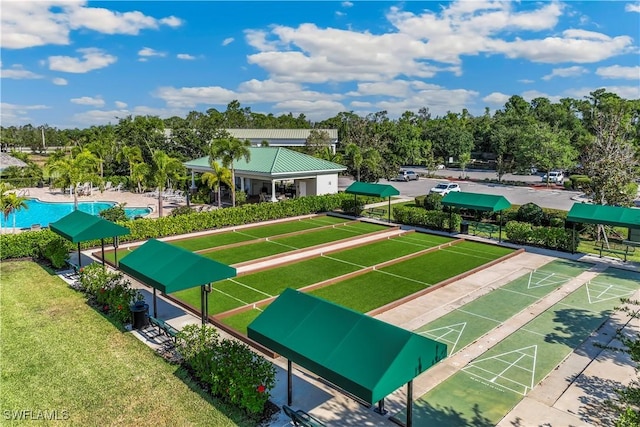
[184,147,345,175]
[567,203,640,228]
[441,191,511,212]
[226,129,338,140]
[345,182,400,198]
[49,210,130,243]
[247,289,447,404]
[119,239,236,294]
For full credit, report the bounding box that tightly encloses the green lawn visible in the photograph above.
[0,261,252,427]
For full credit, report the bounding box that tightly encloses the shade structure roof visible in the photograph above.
[441,191,511,212]
[225,128,338,141]
[49,210,130,243]
[119,239,236,294]
[0,152,27,171]
[184,147,345,176]
[248,289,447,404]
[345,182,400,198]
[566,203,640,229]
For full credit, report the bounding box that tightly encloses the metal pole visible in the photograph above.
[101,238,105,268]
[77,242,82,268]
[287,359,293,406]
[153,288,157,317]
[374,398,387,415]
[407,380,413,427]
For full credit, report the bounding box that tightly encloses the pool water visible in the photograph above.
[0,199,151,229]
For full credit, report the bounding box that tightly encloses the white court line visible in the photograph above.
[212,287,251,306]
[595,284,614,299]
[227,278,273,298]
[462,369,528,396]
[233,230,262,239]
[396,235,440,247]
[321,255,367,269]
[265,239,300,250]
[457,308,502,324]
[521,328,547,338]
[374,269,432,286]
[439,247,496,261]
[498,287,539,299]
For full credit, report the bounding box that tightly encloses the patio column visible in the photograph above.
[287,359,293,405]
[407,380,413,427]
[271,180,277,202]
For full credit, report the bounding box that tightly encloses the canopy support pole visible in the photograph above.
[200,284,211,325]
[153,288,157,317]
[374,398,387,415]
[101,238,105,269]
[287,359,293,406]
[407,380,413,427]
[77,242,82,268]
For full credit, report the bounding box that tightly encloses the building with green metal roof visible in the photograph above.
[184,147,346,202]
[225,129,338,153]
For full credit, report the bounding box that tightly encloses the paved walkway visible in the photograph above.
[61,215,638,427]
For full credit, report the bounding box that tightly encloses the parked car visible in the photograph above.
[429,182,461,195]
[541,171,564,184]
[397,169,419,181]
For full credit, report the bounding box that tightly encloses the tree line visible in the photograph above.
[1,89,639,206]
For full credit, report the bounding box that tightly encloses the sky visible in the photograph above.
[1,1,639,129]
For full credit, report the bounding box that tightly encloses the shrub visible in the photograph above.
[414,195,426,207]
[505,221,533,244]
[505,220,578,252]
[340,199,364,215]
[393,206,460,231]
[0,229,74,261]
[423,193,443,211]
[170,206,195,217]
[99,203,128,222]
[568,175,591,190]
[516,203,546,226]
[41,238,70,268]
[176,325,276,416]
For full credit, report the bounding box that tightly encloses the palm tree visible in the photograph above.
[116,146,143,184]
[201,161,232,207]
[131,162,150,194]
[150,150,184,217]
[345,143,363,181]
[2,192,28,234]
[210,136,251,207]
[48,149,100,210]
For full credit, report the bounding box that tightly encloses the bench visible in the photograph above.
[149,316,179,342]
[471,222,499,239]
[594,241,635,262]
[366,208,386,219]
[282,405,325,427]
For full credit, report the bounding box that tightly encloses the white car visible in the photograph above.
[397,170,419,181]
[542,171,564,184]
[429,182,461,195]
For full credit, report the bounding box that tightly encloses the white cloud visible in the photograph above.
[52,77,68,85]
[483,92,511,105]
[542,66,588,80]
[0,64,43,79]
[342,1,353,8]
[70,96,105,107]
[0,102,49,126]
[518,79,535,84]
[1,1,183,49]
[222,37,234,46]
[625,3,640,12]
[138,47,166,59]
[596,65,640,80]
[335,11,345,17]
[48,48,117,73]
[115,101,128,108]
[177,53,196,60]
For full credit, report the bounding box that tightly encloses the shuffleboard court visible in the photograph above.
[415,259,591,355]
[219,239,514,333]
[201,221,388,265]
[394,267,640,427]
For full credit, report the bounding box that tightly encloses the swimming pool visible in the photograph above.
[0,199,151,229]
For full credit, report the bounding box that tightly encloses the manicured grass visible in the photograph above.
[0,261,253,427]
[311,242,514,313]
[202,222,389,265]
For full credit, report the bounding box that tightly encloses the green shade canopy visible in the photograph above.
[345,182,400,198]
[248,289,447,404]
[441,191,511,212]
[49,210,130,243]
[119,239,236,294]
[567,203,640,228]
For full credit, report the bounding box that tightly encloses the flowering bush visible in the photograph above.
[176,324,276,415]
[78,263,143,326]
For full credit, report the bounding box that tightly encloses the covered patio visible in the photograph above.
[345,182,400,223]
[441,192,511,242]
[566,203,640,253]
[248,289,447,427]
[49,210,130,269]
[118,239,236,324]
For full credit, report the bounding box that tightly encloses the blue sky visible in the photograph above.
[1,1,639,129]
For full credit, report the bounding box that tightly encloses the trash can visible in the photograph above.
[130,301,149,330]
[460,221,470,234]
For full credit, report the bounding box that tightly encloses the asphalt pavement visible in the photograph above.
[339,167,583,211]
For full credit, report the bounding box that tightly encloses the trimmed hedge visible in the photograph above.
[0,229,74,262]
[393,205,461,231]
[505,220,578,252]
